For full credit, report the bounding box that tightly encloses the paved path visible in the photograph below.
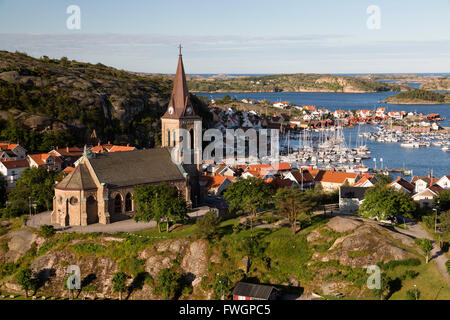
[392,221,449,282]
[26,211,156,233]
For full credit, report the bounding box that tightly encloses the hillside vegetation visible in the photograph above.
[1,215,448,300]
[384,89,450,104]
[0,51,210,152]
[188,73,411,93]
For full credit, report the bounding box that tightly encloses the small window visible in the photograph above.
[70,197,78,205]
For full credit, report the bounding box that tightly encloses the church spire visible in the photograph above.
[162,45,198,119]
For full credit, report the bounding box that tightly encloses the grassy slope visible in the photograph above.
[1,215,449,300]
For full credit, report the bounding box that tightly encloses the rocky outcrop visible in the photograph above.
[314,219,415,268]
[326,216,362,233]
[0,229,45,263]
[30,250,118,298]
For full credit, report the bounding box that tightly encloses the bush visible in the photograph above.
[378,258,421,270]
[153,267,183,299]
[401,270,419,280]
[39,225,56,238]
[118,256,145,277]
[196,211,220,240]
[69,242,106,256]
[406,289,420,300]
[446,260,450,276]
[422,215,435,230]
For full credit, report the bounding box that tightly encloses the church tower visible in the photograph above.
[162,46,202,164]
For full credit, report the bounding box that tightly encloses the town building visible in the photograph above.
[232,282,279,300]
[52,148,191,226]
[314,170,359,192]
[389,177,415,194]
[0,159,29,188]
[52,49,202,226]
[412,185,444,208]
[27,153,63,171]
[49,146,83,168]
[0,142,27,160]
[339,186,369,214]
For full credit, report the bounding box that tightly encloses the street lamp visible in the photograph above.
[413,284,418,300]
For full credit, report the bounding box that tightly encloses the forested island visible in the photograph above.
[187,73,411,93]
[384,89,450,104]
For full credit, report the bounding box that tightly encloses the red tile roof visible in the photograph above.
[0,159,29,169]
[28,153,63,166]
[389,177,415,193]
[314,170,358,184]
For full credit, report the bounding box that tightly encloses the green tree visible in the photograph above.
[275,187,316,235]
[16,268,35,297]
[133,183,187,232]
[415,238,433,263]
[112,271,129,300]
[437,190,450,212]
[224,177,274,237]
[439,210,450,234]
[213,275,232,300]
[39,225,56,238]
[0,172,6,207]
[154,268,183,299]
[6,167,59,217]
[374,272,391,300]
[374,174,393,186]
[359,185,417,220]
[196,210,220,240]
[406,288,420,300]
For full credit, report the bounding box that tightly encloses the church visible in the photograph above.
[51,49,202,226]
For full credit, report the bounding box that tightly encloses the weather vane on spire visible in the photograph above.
[178,44,183,56]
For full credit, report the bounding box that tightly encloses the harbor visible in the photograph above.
[200,91,450,177]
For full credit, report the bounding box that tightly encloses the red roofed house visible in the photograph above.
[108,145,137,152]
[200,175,235,196]
[49,146,83,167]
[0,142,27,160]
[412,184,445,208]
[27,153,63,172]
[389,177,415,194]
[314,170,359,192]
[358,110,372,118]
[376,108,386,117]
[0,159,30,188]
[283,169,315,190]
[353,175,376,188]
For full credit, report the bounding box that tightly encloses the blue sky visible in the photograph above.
[0,0,449,73]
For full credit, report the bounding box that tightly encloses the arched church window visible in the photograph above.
[167,130,171,147]
[189,129,194,150]
[125,193,132,212]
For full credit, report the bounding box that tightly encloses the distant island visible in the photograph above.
[187,73,411,93]
[357,74,450,91]
[384,89,450,104]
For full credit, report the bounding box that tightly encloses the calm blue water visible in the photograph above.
[197,91,450,177]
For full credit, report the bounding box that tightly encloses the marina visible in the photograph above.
[199,91,450,177]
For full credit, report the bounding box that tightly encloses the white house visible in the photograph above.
[412,185,444,208]
[0,159,30,188]
[437,175,450,189]
[0,143,27,160]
